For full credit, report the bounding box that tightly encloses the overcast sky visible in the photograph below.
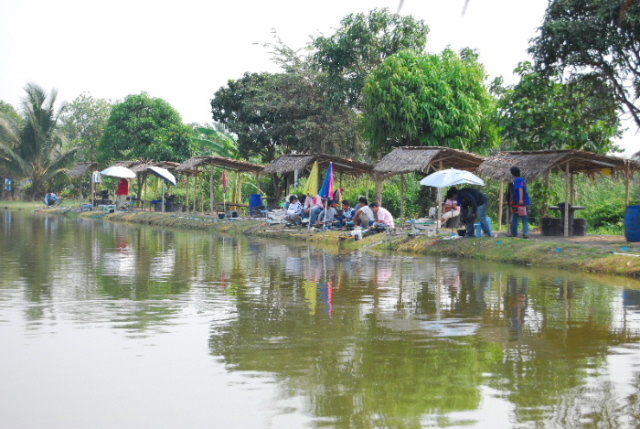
[0,0,635,155]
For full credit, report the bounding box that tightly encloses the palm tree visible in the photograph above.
[0,83,77,200]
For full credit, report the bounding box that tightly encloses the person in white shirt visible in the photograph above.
[355,203,375,228]
[285,195,303,225]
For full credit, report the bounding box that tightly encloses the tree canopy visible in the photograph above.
[362,48,498,155]
[311,8,429,107]
[211,64,361,163]
[530,0,640,129]
[99,93,192,165]
[497,62,622,153]
[60,93,113,163]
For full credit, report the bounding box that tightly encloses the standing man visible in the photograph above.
[116,178,129,209]
[510,166,531,238]
[453,187,493,238]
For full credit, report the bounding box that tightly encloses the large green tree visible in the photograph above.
[0,83,78,199]
[60,93,113,162]
[530,0,640,129]
[99,93,192,164]
[311,8,429,107]
[362,48,498,155]
[211,66,361,163]
[497,62,622,153]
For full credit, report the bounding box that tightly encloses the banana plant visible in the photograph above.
[192,124,239,159]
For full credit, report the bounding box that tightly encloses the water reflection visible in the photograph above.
[2,211,640,428]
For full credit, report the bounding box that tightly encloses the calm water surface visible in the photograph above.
[2,210,640,429]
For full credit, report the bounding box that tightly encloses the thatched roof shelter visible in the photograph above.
[478,150,640,236]
[477,150,631,182]
[176,156,264,174]
[264,154,373,176]
[67,162,98,177]
[373,146,485,180]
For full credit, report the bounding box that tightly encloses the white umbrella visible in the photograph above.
[420,169,485,233]
[100,165,136,179]
[147,166,177,213]
[147,166,176,186]
[420,169,485,188]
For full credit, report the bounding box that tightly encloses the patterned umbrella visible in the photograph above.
[318,162,335,199]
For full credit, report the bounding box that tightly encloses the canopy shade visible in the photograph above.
[147,166,177,186]
[420,169,485,188]
[100,166,136,179]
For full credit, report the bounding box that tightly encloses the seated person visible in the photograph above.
[369,202,395,230]
[284,195,303,225]
[354,202,375,228]
[316,200,338,227]
[44,191,60,206]
[441,187,461,224]
[335,200,355,227]
[304,194,323,223]
[353,196,368,215]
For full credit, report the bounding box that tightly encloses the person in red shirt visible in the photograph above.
[116,178,129,209]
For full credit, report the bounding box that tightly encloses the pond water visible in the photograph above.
[2,210,640,429]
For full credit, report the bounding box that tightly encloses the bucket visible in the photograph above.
[625,205,640,242]
[473,217,492,237]
[250,194,264,215]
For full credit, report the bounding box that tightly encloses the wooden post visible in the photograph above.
[200,172,204,213]
[498,181,504,232]
[376,177,383,205]
[564,162,570,237]
[161,181,166,212]
[626,161,632,206]
[209,167,214,214]
[185,175,190,212]
[569,170,576,205]
[543,171,551,217]
[400,174,405,221]
[437,161,444,231]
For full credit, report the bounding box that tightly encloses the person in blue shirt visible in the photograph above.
[44,191,60,206]
[509,166,531,238]
[452,187,493,238]
[334,200,355,228]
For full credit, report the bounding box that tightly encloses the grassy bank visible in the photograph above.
[6,200,640,278]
